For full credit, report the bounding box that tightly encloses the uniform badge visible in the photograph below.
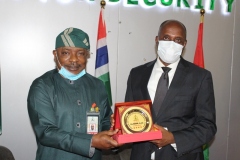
[87,103,100,134]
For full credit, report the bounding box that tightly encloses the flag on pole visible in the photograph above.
[95,8,112,106]
[203,144,209,160]
[193,9,209,160]
[193,20,204,68]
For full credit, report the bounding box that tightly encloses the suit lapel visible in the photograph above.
[139,60,156,100]
[156,58,189,120]
[139,59,157,121]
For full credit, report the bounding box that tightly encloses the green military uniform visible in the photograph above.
[27,69,112,160]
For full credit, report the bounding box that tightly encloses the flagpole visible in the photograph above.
[100,0,106,8]
[200,9,205,23]
[96,0,113,106]
[199,8,209,160]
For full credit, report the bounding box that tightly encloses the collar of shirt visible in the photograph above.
[147,57,180,102]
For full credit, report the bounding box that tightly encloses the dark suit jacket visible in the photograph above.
[125,57,217,160]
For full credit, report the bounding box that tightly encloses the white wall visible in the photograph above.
[226,0,240,159]
[0,0,239,160]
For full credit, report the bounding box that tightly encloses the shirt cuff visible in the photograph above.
[157,143,177,151]
[171,143,177,151]
[89,138,95,157]
[163,127,177,151]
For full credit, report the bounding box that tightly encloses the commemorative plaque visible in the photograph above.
[118,104,153,134]
[113,100,162,144]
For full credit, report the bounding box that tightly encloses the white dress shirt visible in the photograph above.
[148,57,180,102]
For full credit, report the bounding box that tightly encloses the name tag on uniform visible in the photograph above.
[86,112,100,134]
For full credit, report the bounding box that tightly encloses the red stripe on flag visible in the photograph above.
[194,19,209,160]
[97,9,106,40]
[193,23,204,68]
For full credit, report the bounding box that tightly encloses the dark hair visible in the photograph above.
[158,20,187,38]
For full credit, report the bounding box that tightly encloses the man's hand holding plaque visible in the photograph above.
[150,124,175,148]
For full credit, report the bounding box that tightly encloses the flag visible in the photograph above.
[203,144,209,160]
[193,18,209,160]
[95,8,112,106]
[193,22,204,68]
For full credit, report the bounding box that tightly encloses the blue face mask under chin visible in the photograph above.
[58,67,86,81]
[55,53,86,81]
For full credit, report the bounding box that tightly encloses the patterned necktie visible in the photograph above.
[152,67,171,116]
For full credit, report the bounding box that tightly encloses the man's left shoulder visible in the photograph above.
[181,58,211,73]
[83,73,104,85]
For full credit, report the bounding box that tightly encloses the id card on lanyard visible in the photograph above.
[86,103,100,134]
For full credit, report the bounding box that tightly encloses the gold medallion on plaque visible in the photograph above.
[120,106,152,134]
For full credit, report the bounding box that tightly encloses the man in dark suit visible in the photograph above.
[125,20,217,160]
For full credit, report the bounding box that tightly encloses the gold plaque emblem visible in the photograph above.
[121,106,152,134]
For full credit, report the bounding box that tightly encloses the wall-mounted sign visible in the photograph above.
[42,0,235,14]
[108,0,235,13]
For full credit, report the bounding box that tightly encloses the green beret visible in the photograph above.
[55,27,90,50]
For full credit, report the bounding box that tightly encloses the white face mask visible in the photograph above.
[157,41,184,64]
